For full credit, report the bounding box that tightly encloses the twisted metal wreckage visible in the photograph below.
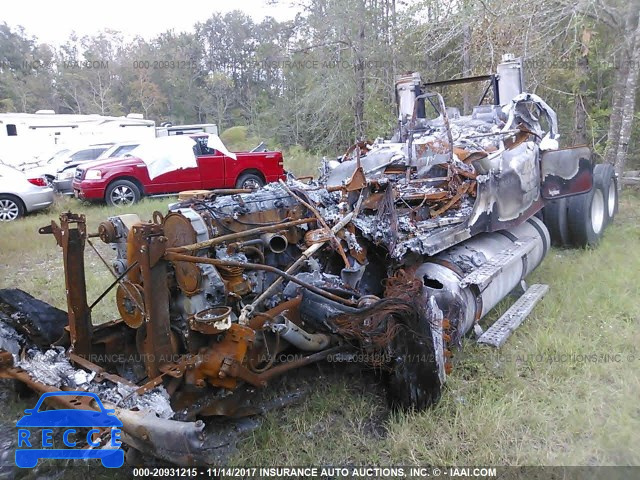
[0,56,605,464]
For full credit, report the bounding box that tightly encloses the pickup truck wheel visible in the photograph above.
[594,163,618,225]
[567,181,606,247]
[543,198,570,247]
[0,195,24,221]
[106,180,141,206]
[236,173,265,190]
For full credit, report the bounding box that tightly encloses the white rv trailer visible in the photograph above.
[155,123,218,137]
[0,111,156,168]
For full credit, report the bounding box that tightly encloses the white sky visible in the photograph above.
[3,0,300,46]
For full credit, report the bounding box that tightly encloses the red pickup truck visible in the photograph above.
[72,135,286,206]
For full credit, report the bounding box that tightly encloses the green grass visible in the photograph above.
[0,192,638,470]
[282,145,323,178]
[0,195,172,324]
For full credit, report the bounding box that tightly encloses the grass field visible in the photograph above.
[0,195,172,324]
[0,191,638,474]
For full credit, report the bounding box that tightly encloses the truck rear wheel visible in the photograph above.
[567,180,606,247]
[386,294,443,410]
[106,180,141,206]
[543,198,570,247]
[387,320,442,410]
[594,163,618,225]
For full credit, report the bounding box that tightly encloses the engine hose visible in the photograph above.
[249,326,280,373]
[164,252,358,307]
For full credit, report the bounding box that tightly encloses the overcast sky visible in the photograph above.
[4,0,300,46]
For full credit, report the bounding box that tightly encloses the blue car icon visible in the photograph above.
[16,391,124,468]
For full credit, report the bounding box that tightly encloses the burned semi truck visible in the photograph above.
[0,55,618,464]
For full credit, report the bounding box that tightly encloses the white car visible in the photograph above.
[97,142,140,160]
[52,145,112,194]
[23,145,111,186]
[0,165,54,221]
[21,148,71,184]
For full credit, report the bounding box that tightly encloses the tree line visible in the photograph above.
[0,0,638,174]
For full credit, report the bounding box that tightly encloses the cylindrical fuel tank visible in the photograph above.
[414,216,550,343]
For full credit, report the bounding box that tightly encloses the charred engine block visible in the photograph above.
[95,186,361,400]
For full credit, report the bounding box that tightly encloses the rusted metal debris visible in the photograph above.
[0,62,590,465]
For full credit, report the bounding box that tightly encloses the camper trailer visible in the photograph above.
[0,112,156,168]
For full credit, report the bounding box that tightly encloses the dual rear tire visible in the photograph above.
[543,163,618,247]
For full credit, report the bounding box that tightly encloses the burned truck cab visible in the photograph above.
[0,54,616,465]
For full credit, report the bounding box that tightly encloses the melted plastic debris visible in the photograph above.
[215,247,247,263]
[397,216,415,233]
[282,271,343,299]
[99,383,174,419]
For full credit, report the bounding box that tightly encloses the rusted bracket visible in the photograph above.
[220,358,267,388]
[135,355,199,395]
[40,213,92,357]
[346,144,367,191]
[159,355,198,378]
[131,223,175,378]
[39,212,86,245]
[135,375,166,396]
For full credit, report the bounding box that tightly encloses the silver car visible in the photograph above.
[0,165,54,221]
[53,145,112,195]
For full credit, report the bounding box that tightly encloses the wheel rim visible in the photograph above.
[0,199,19,221]
[242,178,261,190]
[110,185,135,205]
[591,188,605,235]
[607,178,616,218]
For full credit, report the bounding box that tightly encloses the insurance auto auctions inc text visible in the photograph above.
[202,467,497,478]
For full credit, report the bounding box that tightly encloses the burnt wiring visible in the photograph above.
[331,270,429,367]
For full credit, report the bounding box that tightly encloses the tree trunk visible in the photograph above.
[354,8,366,141]
[462,25,472,115]
[603,56,629,164]
[604,9,638,165]
[614,18,640,182]
[573,53,589,145]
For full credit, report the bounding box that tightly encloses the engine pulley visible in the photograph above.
[116,280,145,328]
